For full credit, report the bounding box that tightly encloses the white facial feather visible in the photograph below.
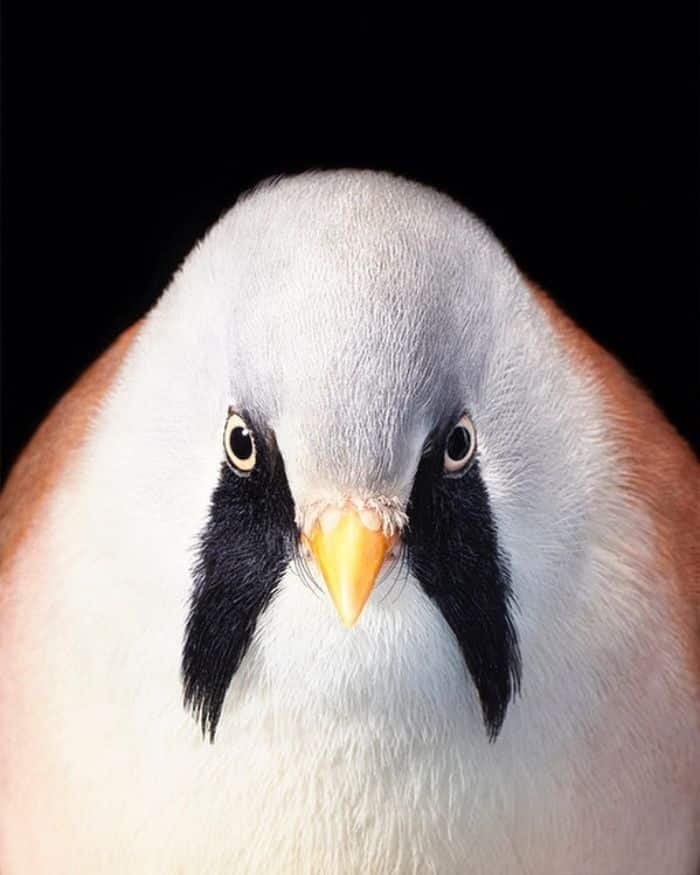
[1,170,697,873]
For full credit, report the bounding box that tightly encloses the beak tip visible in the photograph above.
[334,594,367,628]
[339,613,359,629]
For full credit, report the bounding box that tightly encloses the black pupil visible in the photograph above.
[447,426,471,461]
[230,427,253,461]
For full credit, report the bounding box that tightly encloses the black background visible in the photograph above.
[2,9,698,480]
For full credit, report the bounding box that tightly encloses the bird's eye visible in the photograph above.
[224,411,256,475]
[444,414,477,476]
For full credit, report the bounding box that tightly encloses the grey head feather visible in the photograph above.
[193,169,521,510]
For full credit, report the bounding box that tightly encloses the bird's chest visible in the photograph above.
[6,666,688,875]
[167,689,523,875]
[151,607,578,875]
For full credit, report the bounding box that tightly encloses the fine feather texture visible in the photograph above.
[183,410,298,740]
[405,445,521,740]
[183,450,297,739]
[0,170,697,873]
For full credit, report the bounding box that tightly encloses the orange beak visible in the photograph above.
[304,508,395,626]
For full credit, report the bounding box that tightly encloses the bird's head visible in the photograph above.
[125,172,590,744]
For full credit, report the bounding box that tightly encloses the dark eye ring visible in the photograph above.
[223,410,256,475]
[444,414,477,476]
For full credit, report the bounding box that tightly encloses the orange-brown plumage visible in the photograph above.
[0,323,141,575]
[534,285,700,683]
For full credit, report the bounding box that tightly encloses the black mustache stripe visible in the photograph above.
[183,448,296,741]
[404,454,521,740]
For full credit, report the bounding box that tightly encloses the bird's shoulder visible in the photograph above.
[533,284,700,675]
[0,322,142,576]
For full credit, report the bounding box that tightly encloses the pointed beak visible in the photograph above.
[304,508,395,626]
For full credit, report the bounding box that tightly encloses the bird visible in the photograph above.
[0,170,697,874]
